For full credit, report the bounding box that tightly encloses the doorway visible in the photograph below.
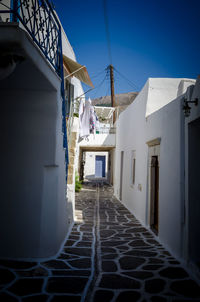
[188,117,200,269]
[95,155,106,178]
[119,151,124,200]
[150,155,159,234]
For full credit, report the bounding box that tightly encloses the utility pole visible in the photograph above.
[109,64,115,123]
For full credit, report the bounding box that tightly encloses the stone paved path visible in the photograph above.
[0,182,200,302]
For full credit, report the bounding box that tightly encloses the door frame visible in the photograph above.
[150,155,159,233]
[95,155,106,178]
[187,117,200,269]
[146,138,161,234]
[119,151,124,200]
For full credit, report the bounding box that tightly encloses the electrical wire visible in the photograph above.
[0,2,10,9]
[105,85,111,105]
[114,67,139,91]
[114,67,139,90]
[91,74,107,100]
[90,68,107,79]
[75,88,93,101]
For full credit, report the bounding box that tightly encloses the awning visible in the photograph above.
[63,55,94,88]
[94,106,115,123]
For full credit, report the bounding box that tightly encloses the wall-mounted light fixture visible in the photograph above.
[183,98,198,117]
[0,53,24,81]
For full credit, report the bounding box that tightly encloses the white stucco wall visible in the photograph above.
[61,26,84,100]
[61,26,84,225]
[146,78,184,117]
[0,6,85,260]
[0,25,68,259]
[114,77,195,259]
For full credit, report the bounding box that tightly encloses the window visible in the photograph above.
[65,81,74,117]
[131,150,136,186]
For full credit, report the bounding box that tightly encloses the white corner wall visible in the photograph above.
[146,78,195,117]
[114,77,195,259]
[114,80,149,223]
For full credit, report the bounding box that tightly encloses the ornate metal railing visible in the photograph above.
[0,0,62,76]
[0,0,68,181]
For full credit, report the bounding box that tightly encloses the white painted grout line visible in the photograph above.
[87,183,102,302]
[96,184,102,274]
[81,183,99,302]
[51,221,75,261]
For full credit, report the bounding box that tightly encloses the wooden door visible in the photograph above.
[150,156,159,233]
[119,151,124,200]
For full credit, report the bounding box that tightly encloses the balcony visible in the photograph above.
[96,126,116,134]
[78,106,116,148]
[0,0,63,77]
[0,0,68,166]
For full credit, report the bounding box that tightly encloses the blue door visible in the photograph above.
[95,156,106,177]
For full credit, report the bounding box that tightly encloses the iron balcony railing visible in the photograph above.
[0,0,68,180]
[0,0,63,76]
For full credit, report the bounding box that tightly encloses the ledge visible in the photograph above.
[146,137,161,146]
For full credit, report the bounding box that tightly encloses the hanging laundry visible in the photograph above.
[79,98,92,139]
[94,110,100,133]
[79,98,85,132]
[79,98,84,120]
[90,106,96,134]
[79,98,99,139]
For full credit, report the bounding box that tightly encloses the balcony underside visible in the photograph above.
[0,23,60,90]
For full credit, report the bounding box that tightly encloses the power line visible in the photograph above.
[114,67,140,91]
[90,68,107,79]
[90,74,107,99]
[103,0,112,65]
[75,88,93,101]
[105,85,111,99]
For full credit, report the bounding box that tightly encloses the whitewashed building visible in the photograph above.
[78,106,116,184]
[77,93,138,184]
[0,0,90,259]
[114,76,200,273]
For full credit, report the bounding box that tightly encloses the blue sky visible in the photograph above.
[54,0,200,99]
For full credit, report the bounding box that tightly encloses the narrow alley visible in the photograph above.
[0,182,200,302]
[1,1,200,302]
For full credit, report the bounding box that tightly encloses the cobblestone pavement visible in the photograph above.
[0,182,200,302]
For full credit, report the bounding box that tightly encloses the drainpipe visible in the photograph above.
[12,0,19,23]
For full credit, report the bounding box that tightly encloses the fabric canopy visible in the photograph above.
[94,106,115,124]
[63,55,94,88]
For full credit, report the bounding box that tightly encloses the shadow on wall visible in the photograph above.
[85,174,96,179]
